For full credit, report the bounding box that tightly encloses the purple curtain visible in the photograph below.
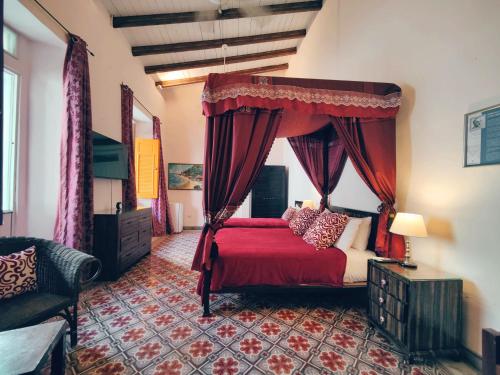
[152,116,173,236]
[54,35,93,253]
[121,84,137,209]
[192,108,282,275]
[288,126,347,210]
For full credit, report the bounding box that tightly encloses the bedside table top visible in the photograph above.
[369,259,461,281]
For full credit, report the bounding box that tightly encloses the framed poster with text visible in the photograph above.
[464,103,500,167]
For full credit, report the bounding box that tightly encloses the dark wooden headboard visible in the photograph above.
[328,205,380,251]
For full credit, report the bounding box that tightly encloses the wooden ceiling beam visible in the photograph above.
[113,1,322,28]
[145,47,296,74]
[155,63,289,88]
[132,29,306,56]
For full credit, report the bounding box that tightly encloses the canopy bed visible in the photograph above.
[191,73,405,316]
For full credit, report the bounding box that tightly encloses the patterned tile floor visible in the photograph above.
[66,231,453,375]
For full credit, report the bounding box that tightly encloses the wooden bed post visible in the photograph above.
[482,328,500,375]
[202,268,213,317]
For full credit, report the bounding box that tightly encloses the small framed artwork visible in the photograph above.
[168,163,203,190]
[464,103,500,167]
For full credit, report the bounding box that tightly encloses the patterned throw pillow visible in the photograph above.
[303,213,349,249]
[281,207,298,221]
[289,207,321,236]
[0,246,37,300]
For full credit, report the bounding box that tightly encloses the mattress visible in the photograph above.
[223,218,289,228]
[210,227,347,291]
[342,248,377,283]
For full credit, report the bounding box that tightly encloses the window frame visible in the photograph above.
[3,25,18,58]
[2,67,20,213]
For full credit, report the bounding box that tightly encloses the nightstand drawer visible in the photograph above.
[369,283,406,322]
[369,300,407,344]
[370,264,407,302]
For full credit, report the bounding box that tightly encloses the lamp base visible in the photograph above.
[399,259,418,269]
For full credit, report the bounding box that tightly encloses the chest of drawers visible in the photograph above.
[94,208,152,280]
[367,260,462,363]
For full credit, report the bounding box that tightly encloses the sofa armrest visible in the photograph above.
[35,239,101,302]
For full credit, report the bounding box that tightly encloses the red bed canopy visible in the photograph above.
[192,73,404,279]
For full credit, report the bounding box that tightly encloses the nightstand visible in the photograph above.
[367,259,463,363]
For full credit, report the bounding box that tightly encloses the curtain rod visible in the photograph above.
[134,95,156,119]
[122,83,156,120]
[32,0,95,56]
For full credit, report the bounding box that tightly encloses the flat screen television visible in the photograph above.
[92,131,129,180]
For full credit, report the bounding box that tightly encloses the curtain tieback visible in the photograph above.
[377,202,395,215]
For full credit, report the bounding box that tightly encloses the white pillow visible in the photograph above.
[351,216,372,251]
[334,217,362,252]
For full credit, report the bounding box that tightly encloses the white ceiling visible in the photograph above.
[100,0,320,83]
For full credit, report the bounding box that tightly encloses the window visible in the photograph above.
[3,25,18,57]
[3,68,19,212]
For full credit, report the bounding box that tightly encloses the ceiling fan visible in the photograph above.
[196,0,273,27]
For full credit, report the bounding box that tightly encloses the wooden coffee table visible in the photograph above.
[0,320,67,375]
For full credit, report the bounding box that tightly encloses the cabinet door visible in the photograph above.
[251,165,288,218]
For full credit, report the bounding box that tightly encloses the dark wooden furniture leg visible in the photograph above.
[202,269,213,317]
[482,328,500,375]
[61,305,78,347]
[51,333,65,375]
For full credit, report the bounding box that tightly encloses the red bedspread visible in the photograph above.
[223,218,289,228]
[209,227,347,291]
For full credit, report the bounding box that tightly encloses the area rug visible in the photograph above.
[68,231,451,375]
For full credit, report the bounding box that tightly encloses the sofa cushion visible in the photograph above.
[0,246,37,300]
[0,292,71,331]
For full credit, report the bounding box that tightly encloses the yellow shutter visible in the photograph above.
[135,138,160,199]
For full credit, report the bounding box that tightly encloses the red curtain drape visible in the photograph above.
[288,126,347,210]
[192,108,282,274]
[331,117,404,258]
[54,35,94,253]
[152,116,173,236]
[121,85,137,209]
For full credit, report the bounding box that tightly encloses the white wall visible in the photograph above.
[21,0,169,214]
[287,0,500,354]
[26,41,65,238]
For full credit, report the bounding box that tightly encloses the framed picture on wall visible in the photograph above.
[464,103,500,167]
[168,163,203,190]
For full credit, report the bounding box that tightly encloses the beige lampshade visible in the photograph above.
[302,199,315,209]
[390,212,428,237]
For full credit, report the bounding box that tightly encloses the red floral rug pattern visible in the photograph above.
[67,231,452,375]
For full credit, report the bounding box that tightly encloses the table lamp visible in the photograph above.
[389,212,427,268]
[301,199,315,209]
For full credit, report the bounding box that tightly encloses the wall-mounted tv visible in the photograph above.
[92,131,129,180]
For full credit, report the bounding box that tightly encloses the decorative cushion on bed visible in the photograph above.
[303,213,349,249]
[289,207,321,236]
[281,207,298,221]
[334,217,363,252]
[351,216,372,251]
[0,246,37,301]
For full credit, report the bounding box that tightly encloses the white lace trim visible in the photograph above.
[202,83,401,109]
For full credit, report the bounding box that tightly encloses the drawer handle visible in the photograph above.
[378,297,385,305]
[379,316,385,324]
[381,279,387,287]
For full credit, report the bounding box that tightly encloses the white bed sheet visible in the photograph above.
[343,248,377,283]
